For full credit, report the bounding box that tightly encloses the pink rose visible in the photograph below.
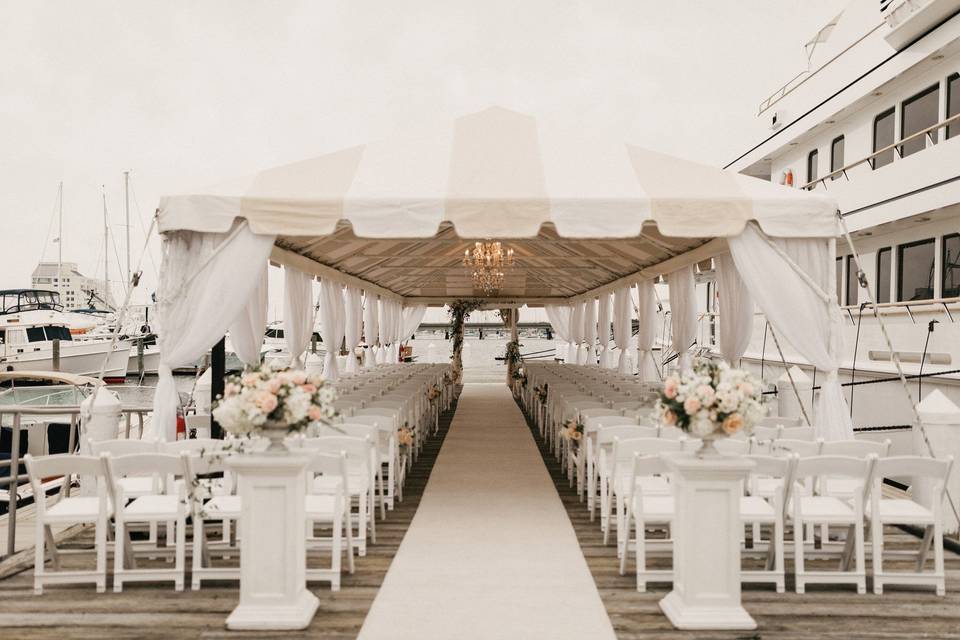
[738,382,754,396]
[267,378,282,393]
[292,371,307,385]
[664,380,678,399]
[683,397,701,414]
[302,383,317,393]
[722,413,744,435]
[256,391,278,413]
[242,373,259,387]
[696,385,715,403]
[308,405,323,421]
[662,409,678,426]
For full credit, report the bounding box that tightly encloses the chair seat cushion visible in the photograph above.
[46,496,106,521]
[305,494,339,520]
[794,496,857,521]
[740,495,776,521]
[867,498,935,524]
[631,495,675,521]
[123,495,180,518]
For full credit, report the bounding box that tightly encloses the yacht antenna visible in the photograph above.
[124,170,131,289]
[57,181,63,299]
[102,185,109,307]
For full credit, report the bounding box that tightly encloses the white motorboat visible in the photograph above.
[0,290,131,382]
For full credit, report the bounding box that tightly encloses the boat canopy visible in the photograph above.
[152,106,851,442]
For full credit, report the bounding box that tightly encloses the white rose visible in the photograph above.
[691,417,716,437]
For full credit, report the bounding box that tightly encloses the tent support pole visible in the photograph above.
[211,337,226,439]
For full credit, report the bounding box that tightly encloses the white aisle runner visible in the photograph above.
[358,384,617,640]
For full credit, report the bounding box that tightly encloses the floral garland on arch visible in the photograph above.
[212,363,338,437]
[448,298,484,384]
[655,358,766,441]
[533,382,549,404]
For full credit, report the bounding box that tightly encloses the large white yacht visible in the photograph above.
[0,289,131,382]
[714,0,960,451]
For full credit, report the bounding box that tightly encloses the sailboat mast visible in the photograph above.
[57,181,63,298]
[124,170,131,288]
[102,186,109,307]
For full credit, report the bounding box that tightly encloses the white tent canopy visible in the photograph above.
[153,106,850,442]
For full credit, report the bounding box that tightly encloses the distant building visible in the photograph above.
[30,262,114,311]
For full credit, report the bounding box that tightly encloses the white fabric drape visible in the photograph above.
[729,223,853,440]
[377,298,390,364]
[584,298,597,366]
[569,302,584,364]
[667,266,697,372]
[544,304,573,362]
[715,252,754,365]
[596,293,612,368]
[612,286,632,374]
[343,286,363,374]
[283,266,315,368]
[153,223,275,440]
[634,279,660,381]
[228,264,269,368]
[576,300,589,365]
[400,305,427,344]
[378,299,401,364]
[318,279,345,381]
[363,292,379,368]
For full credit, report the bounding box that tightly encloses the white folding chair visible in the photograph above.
[870,456,954,595]
[618,453,674,591]
[772,438,823,458]
[23,453,110,594]
[88,438,160,498]
[347,414,402,507]
[716,438,752,455]
[319,423,386,519]
[752,424,782,442]
[583,418,651,513]
[741,454,795,593]
[104,452,189,592]
[657,425,685,440]
[305,450,353,589]
[791,455,877,594]
[605,437,682,548]
[297,436,376,556]
[184,452,241,589]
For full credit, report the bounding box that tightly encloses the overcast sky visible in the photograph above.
[0,0,842,313]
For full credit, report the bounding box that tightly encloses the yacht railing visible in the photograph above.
[839,296,959,324]
[0,405,150,558]
[801,112,960,190]
[758,23,885,116]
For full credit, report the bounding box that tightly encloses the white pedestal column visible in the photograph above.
[225,454,318,631]
[660,454,756,631]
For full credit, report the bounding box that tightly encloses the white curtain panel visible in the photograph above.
[715,252,754,365]
[319,279,346,381]
[283,266,316,368]
[389,299,404,362]
[377,297,390,364]
[343,286,363,373]
[228,263,269,368]
[544,304,572,361]
[568,302,583,364]
[612,286,632,374]
[635,279,660,381]
[667,266,697,372]
[153,223,275,440]
[576,300,589,365]
[584,298,598,366]
[362,291,379,368]
[596,292,612,368]
[400,305,428,343]
[729,224,853,440]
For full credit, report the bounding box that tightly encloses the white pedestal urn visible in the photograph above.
[659,453,756,631]
[225,444,318,631]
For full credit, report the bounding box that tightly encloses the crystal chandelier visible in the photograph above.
[463,241,515,293]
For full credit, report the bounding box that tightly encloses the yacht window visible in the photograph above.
[897,238,935,301]
[46,326,73,341]
[944,234,960,298]
[806,149,818,187]
[830,136,844,179]
[835,257,843,305]
[872,108,895,169]
[26,327,46,342]
[876,247,891,304]
[845,255,858,306]
[900,84,939,158]
[0,329,4,345]
[949,73,959,140]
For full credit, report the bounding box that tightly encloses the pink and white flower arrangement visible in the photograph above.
[213,363,337,436]
[656,358,766,439]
